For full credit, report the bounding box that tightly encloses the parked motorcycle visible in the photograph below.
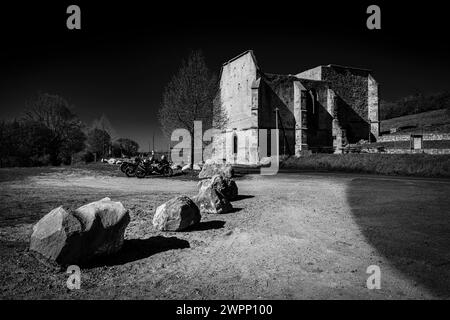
[135,160,173,178]
[124,157,142,177]
[120,161,130,173]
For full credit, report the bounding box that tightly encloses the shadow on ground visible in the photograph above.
[83,236,190,268]
[231,195,255,202]
[228,208,243,214]
[346,177,450,298]
[186,220,225,231]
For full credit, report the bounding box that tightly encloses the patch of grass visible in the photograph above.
[0,163,202,183]
[281,154,450,178]
[0,167,57,182]
[70,162,123,177]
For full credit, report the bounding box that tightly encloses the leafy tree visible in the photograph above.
[159,50,227,165]
[22,92,85,165]
[0,120,54,166]
[60,125,87,164]
[114,138,140,157]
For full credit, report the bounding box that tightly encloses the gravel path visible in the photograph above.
[1,168,449,299]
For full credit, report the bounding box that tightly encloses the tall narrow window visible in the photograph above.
[233,134,238,155]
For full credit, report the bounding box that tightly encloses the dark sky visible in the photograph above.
[1,1,449,151]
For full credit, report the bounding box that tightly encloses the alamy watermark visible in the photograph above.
[367,5,381,30]
[66,5,81,30]
[66,5,380,31]
[366,265,381,290]
[66,265,81,290]
[170,121,280,175]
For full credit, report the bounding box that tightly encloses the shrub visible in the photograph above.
[72,151,95,164]
[281,154,450,178]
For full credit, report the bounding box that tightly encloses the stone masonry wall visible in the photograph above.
[220,52,258,131]
[297,66,322,81]
[378,133,450,142]
[321,66,369,122]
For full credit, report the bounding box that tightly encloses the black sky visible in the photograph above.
[1,1,449,151]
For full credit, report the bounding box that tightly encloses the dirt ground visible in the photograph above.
[1,166,450,299]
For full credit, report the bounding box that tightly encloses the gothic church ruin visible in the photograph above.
[211,50,379,164]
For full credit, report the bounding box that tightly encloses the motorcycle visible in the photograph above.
[120,161,130,173]
[135,160,173,178]
[124,157,143,177]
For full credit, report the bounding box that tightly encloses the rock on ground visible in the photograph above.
[29,197,130,265]
[153,196,201,231]
[73,197,130,257]
[198,163,234,179]
[193,177,233,214]
[198,174,238,201]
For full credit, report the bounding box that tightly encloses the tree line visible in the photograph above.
[0,51,222,168]
[0,93,139,167]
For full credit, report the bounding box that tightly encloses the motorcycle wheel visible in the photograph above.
[135,169,146,179]
[120,162,128,173]
[125,167,136,177]
[163,167,173,177]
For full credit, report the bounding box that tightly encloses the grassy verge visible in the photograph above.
[0,162,201,183]
[281,154,450,178]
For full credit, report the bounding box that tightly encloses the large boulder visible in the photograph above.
[29,206,83,265]
[193,178,233,214]
[73,197,130,257]
[29,198,130,265]
[198,174,238,201]
[153,196,201,231]
[198,163,234,179]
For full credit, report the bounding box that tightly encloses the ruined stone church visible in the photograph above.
[211,50,379,164]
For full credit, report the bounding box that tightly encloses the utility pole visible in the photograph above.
[152,132,155,152]
[275,107,280,158]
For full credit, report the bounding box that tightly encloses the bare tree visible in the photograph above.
[87,128,111,161]
[91,114,118,141]
[158,50,227,165]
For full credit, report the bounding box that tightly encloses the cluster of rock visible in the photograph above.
[193,175,237,214]
[152,196,201,231]
[29,163,239,266]
[30,197,130,266]
[198,161,234,179]
[152,163,238,231]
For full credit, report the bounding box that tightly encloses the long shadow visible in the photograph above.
[186,220,225,231]
[335,95,375,143]
[346,178,450,298]
[82,236,190,268]
[231,195,255,202]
